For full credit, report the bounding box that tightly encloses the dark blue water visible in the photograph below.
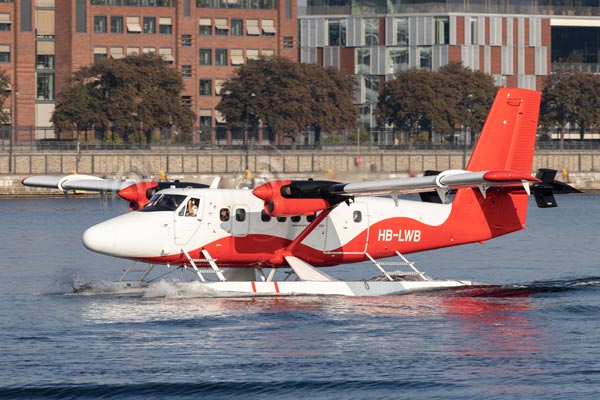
[1,195,599,399]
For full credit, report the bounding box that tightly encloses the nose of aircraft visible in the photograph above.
[82,221,118,256]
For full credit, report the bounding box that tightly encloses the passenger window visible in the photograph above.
[235,208,246,222]
[220,208,230,221]
[277,216,287,222]
[353,211,362,223]
[291,216,301,222]
[261,209,271,222]
[307,213,316,222]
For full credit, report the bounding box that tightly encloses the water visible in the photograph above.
[1,195,599,399]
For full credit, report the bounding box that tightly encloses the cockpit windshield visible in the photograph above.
[139,194,186,212]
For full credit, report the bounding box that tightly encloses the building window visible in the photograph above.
[181,65,192,78]
[435,17,449,45]
[420,47,432,69]
[215,48,227,66]
[261,19,275,36]
[159,17,172,34]
[36,54,55,69]
[470,17,477,45]
[356,48,370,74]
[0,45,9,63]
[199,18,211,35]
[36,72,54,100]
[246,19,259,36]
[181,96,192,107]
[231,19,242,36]
[199,79,211,96]
[231,49,244,65]
[159,47,174,63]
[94,15,107,33]
[94,46,107,61]
[143,17,156,34]
[395,18,408,45]
[0,13,11,32]
[199,48,211,65]
[283,36,293,48]
[214,79,225,96]
[111,16,123,33]
[199,114,211,129]
[215,18,229,36]
[364,18,379,46]
[126,16,142,33]
[182,34,192,47]
[388,47,408,74]
[328,19,346,46]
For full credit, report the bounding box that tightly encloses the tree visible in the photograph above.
[540,71,581,148]
[438,62,497,136]
[377,63,497,145]
[302,63,357,146]
[0,70,12,125]
[217,57,357,146]
[52,53,195,143]
[376,68,448,143]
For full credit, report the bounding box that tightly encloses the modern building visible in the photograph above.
[0,0,298,143]
[299,0,600,130]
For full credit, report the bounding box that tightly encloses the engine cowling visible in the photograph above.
[118,182,159,211]
[252,180,348,216]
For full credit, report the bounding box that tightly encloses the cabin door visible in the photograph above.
[324,202,369,253]
[174,197,203,245]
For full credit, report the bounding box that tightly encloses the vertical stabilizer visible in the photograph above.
[466,88,541,174]
[451,88,541,241]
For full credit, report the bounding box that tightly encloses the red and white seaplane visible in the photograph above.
[23,88,569,296]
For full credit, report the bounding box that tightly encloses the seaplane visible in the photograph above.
[23,88,574,297]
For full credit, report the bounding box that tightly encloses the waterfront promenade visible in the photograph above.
[2,149,600,195]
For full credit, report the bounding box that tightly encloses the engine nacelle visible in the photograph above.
[252,180,346,217]
[118,182,158,211]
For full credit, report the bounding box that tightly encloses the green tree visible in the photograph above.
[52,53,195,143]
[438,62,497,135]
[217,57,357,146]
[376,68,448,143]
[0,70,13,125]
[540,71,581,148]
[377,63,497,145]
[302,63,357,146]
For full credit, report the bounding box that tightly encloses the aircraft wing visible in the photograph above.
[22,174,133,192]
[252,169,539,216]
[325,169,538,197]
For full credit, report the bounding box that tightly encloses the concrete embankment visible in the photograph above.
[2,149,600,196]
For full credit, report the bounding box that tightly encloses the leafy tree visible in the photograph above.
[540,71,581,148]
[377,63,497,144]
[52,53,195,142]
[302,63,357,146]
[438,62,497,135]
[0,70,13,125]
[217,57,357,146]
[376,68,448,143]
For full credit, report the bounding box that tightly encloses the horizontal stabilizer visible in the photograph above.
[531,168,582,208]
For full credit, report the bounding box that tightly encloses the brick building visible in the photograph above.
[0,0,298,142]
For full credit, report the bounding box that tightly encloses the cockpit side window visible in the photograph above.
[179,197,200,217]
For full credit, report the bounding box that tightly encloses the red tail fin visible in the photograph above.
[467,88,541,174]
[451,88,541,241]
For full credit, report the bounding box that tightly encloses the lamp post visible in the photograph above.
[244,92,255,171]
[7,83,16,174]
